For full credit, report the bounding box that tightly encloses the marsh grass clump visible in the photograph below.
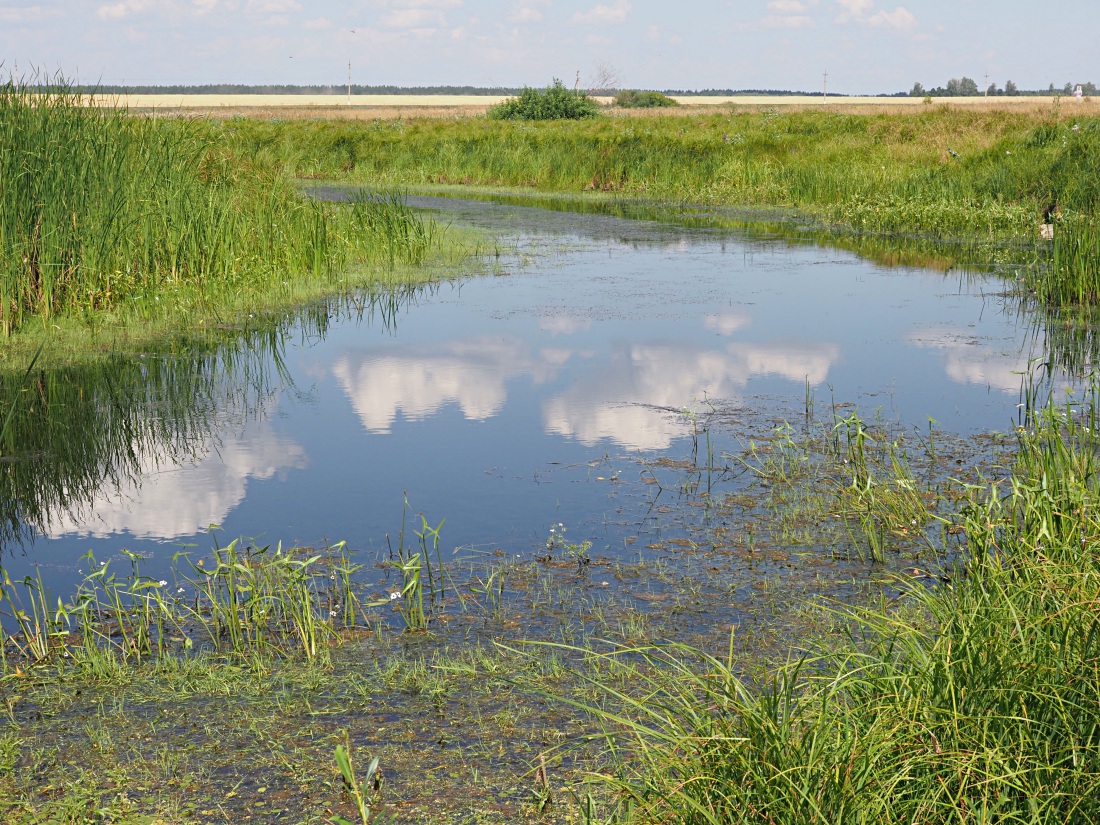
[0,72,452,339]
[613,90,679,109]
[574,392,1100,825]
[488,79,601,121]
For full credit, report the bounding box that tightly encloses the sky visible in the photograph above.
[0,1,1094,95]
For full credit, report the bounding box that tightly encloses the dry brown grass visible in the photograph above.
[92,93,1093,121]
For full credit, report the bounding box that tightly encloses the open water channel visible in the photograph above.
[0,197,1065,614]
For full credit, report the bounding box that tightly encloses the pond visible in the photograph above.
[0,196,1061,610]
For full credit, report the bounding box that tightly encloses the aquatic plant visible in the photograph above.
[332,733,382,825]
[0,72,452,338]
[566,389,1100,825]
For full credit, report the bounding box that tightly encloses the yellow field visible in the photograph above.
[91,93,1089,120]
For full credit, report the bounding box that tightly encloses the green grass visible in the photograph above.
[226,105,1100,304]
[0,74,474,354]
[567,391,1100,825]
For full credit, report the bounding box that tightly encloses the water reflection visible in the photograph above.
[545,340,840,450]
[0,318,315,551]
[333,335,563,432]
[909,327,1030,393]
[48,414,307,540]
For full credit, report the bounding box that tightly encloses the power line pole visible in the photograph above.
[823,69,828,104]
[984,71,989,96]
[348,61,352,105]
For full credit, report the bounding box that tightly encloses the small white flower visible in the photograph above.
[389,592,400,600]
[158,580,168,586]
[329,610,337,617]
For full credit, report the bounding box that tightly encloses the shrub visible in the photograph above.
[487,79,601,121]
[613,89,679,109]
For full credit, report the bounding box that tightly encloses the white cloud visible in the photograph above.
[761,14,814,27]
[768,0,818,11]
[0,5,61,22]
[835,0,915,29]
[381,8,445,27]
[509,0,546,22]
[246,0,301,10]
[96,0,153,20]
[867,6,915,27]
[571,0,632,25]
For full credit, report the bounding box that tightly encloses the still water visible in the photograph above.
[1,198,1048,590]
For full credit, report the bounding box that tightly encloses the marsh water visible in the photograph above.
[0,196,1063,599]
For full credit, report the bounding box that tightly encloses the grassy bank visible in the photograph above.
[226,104,1100,306]
[573,391,1100,824]
[0,78,475,364]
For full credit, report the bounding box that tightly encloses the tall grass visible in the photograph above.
[570,390,1100,824]
[228,106,1100,305]
[0,73,452,338]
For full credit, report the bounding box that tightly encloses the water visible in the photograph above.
[0,198,1052,591]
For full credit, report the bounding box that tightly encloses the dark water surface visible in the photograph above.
[2,198,1048,591]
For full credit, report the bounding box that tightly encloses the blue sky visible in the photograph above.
[0,1,1094,94]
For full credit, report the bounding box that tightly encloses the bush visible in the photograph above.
[613,89,679,109]
[487,79,600,121]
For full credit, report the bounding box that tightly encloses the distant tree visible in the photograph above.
[488,79,601,120]
[1049,83,1057,95]
[1005,79,1019,96]
[910,82,925,97]
[585,62,621,95]
[946,77,980,96]
[987,83,999,96]
[1084,82,1098,95]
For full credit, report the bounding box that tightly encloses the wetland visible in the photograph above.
[3,88,1100,824]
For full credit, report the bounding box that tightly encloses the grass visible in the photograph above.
[0,74,476,361]
[562,389,1100,824]
[225,104,1100,305]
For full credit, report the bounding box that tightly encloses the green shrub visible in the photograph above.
[487,79,601,121]
[613,89,679,108]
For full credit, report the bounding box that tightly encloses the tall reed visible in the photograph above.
[0,72,450,336]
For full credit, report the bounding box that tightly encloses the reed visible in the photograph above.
[0,72,454,338]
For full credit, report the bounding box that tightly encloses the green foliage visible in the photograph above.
[332,733,382,825]
[571,389,1100,825]
[613,90,679,109]
[488,79,601,121]
[0,73,452,337]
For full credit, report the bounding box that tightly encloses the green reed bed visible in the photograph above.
[0,76,464,348]
[569,392,1100,824]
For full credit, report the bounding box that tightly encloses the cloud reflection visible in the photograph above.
[333,335,562,433]
[545,341,839,450]
[908,327,1026,393]
[49,419,307,540]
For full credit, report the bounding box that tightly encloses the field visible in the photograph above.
[99,93,1087,121]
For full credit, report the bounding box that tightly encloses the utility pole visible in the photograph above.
[984,71,989,96]
[823,69,828,104]
[348,61,352,105]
